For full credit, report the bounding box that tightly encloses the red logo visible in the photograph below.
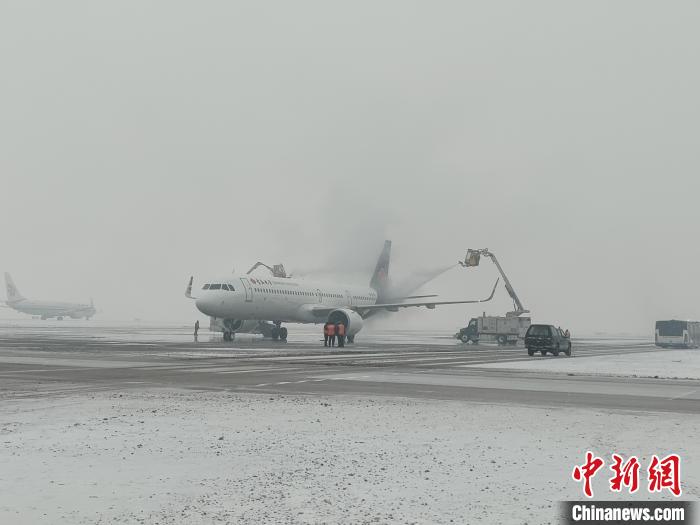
[572,451,604,498]
[573,452,682,498]
[648,454,681,497]
[609,454,640,493]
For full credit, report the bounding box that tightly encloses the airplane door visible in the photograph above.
[316,288,322,304]
[240,278,253,302]
[345,290,353,306]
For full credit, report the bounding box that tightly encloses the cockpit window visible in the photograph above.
[221,284,229,291]
[209,284,222,290]
[202,284,210,290]
[227,285,235,291]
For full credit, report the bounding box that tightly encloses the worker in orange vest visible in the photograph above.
[337,323,346,347]
[327,323,337,347]
[323,323,330,347]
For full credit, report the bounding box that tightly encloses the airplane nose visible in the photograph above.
[195,296,213,316]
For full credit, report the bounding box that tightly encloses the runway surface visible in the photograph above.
[1,322,697,414]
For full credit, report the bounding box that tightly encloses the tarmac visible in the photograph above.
[1,323,697,414]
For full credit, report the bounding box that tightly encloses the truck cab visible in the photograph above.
[457,318,480,343]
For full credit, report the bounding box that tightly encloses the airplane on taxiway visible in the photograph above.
[186,241,497,341]
[4,272,96,320]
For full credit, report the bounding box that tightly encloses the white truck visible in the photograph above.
[456,248,531,346]
[456,314,531,345]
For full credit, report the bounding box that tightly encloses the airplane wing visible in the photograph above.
[308,279,499,318]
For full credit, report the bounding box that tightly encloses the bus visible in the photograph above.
[655,320,700,348]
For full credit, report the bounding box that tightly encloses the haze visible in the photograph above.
[2,1,699,334]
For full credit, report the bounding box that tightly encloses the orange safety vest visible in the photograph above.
[328,324,336,336]
[337,324,346,336]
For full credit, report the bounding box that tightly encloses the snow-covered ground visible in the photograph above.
[469,349,700,379]
[1,390,697,524]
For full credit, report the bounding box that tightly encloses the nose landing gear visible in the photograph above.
[271,322,288,342]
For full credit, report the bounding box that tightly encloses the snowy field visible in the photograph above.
[469,349,700,379]
[1,390,697,524]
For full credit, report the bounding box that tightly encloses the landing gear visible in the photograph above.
[270,322,287,342]
[223,331,235,342]
[346,334,355,344]
[57,316,64,321]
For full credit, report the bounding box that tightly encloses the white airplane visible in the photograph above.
[187,241,498,342]
[4,272,96,320]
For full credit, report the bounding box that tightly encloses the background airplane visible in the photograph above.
[187,241,497,341]
[4,272,96,320]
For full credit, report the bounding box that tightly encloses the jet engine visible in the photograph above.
[327,308,364,336]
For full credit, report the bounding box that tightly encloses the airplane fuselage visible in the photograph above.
[195,275,377,323]
[7,299,96,319]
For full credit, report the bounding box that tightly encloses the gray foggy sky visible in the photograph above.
[2,1,699,334]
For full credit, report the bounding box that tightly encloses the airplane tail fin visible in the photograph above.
[4,273,25,304]
[369,240,391,300]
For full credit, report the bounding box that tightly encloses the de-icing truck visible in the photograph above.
[455,249,531,345]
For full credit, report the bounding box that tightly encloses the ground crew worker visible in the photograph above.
[323,323,330,347]
[194,320,200,342]
[328,322,337,347]
[564,328,570,338]
[337,323,346,347]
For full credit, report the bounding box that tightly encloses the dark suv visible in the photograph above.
[524,324,571,356]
